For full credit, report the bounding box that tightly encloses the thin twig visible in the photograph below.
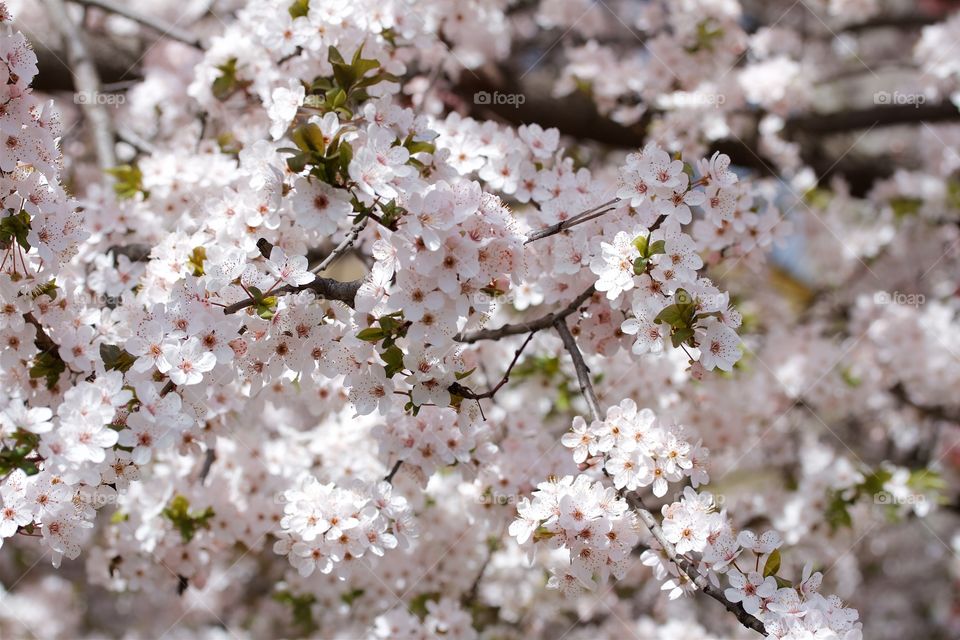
[524,198,621,244]
[449,330,538,401]
[628,494,767,635]
[384,460,402,484]
[198,448,216,484]
[47,0,117,178]
[311,218,368,274]
[71,0,203,48]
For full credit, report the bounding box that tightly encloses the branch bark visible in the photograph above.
[221,277,364,315]
[454,286,596,344]
[47,0,117,177]
[70,0,203,48]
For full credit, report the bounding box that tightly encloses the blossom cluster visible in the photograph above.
[275,477,413,579]
[562,399,709,496]
[508,474,639,597]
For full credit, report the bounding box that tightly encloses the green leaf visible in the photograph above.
[188,246,207,277]
[381,344,405,377]
[773,576,793,589]
[100,344,138,373]
[0,210,32,249]
[670,327,695,348]
[647,239,666,256]
[105,164,146,200]
[29,351,65,389]
[763,549,781,577]
[907,468,946,492]
[162,495,215,543]
[255,297,277,320]
[654,304,685,327]
[454,367,477,381]
[288,0,309,18]
[327,45,345,65]
[825,490,853,531]
[273,591,317,633]
[211,58,250,101]
[632,256,648,275]
[631,234,648,256]
[290,123,326,156]
[30,279,58,300]
[356,327,385,342]
[890,196,923,219]
[408,592,441,620]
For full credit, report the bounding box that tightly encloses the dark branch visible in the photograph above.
[221,277,364,315]
[455,286,596,344]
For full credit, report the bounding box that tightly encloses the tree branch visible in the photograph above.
[455,286,596,344]
[310,218,368,274]
[553,310,767,636]
[552,318,602,422]
[628,494,768,635]
[70,0,203,48]
[449,330,538,400]
[525,198,621,244]
[221,277,364,315]
[47,0,117,177]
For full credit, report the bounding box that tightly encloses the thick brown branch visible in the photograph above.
[784,101,960,136]
[455,286,596,344]
[221,277,364,315]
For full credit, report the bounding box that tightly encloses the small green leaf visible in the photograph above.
[29,352,66,389]
[188,247,207,277]
[100,344,138,373]
[454,368,477,381]
[356,327,385,342]
[105,164,146,200]
[288,0,309,19]
[381,344,405,377]
[763,549,781,577]
[0,210,32,249]
[162,495,215,543]
[631,234,648,256]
